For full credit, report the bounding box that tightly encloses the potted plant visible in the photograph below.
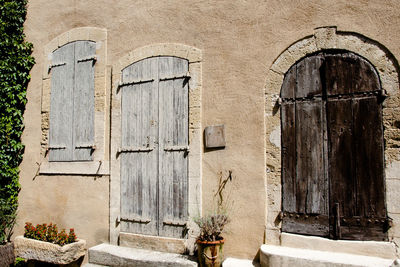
[196,213,229,267]
[0,199,17,266]
[14,222,86,266]
[195,170,233,267]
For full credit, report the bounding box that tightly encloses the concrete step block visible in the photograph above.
[260,244,396,267]
[89,243,197,267]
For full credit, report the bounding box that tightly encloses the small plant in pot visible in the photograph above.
[196,213,230,267]
[195,170,233,267]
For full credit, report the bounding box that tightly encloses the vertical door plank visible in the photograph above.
[295,100,326,215]
[158,57,189,238]
[281,102,296,213]
[327,99,355,219]
[120,58,159,236]
[352,97,386,241]
[49,43,75,161]
[280,65,296,99]
[295,55,323,98]
[324,53,351,96]
[355,55,380,93]
[353,97,385,218]
[73,41,95,161]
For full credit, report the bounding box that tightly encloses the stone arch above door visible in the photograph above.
[264,27,400,249]
[110,44,202,252]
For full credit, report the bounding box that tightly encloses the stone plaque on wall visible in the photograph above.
[204,125,225,148]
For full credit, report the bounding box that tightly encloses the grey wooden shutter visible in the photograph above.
[49,43,75,161]
[158,57,189,238]
[49,41,95,162]
[73,41,96,161]
[281,51,387,241]
[120,58,159,235]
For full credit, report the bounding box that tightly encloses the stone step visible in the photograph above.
[260,244,396,267]
[88,243,197,267]
[82,264,109,267]
[223,257,260,267]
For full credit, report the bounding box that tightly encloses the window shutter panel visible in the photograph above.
[49,43,74,161]
[158,57,189,238]
[120,57,159,236]
[73,41,95,161]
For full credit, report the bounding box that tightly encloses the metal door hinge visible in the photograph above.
[164,145,189,152]
[163,220,187,227]
[48,145,66,150]
[75,144,96,150]
[77,55,97,63]
[159,72,190,81]
[48,62,66,73]
[120,216,151,224]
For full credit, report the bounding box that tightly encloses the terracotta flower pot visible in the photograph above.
[0,242,15,267]
[196,239,224,267]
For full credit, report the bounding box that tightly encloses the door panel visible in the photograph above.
[158,57,189,238]
[120,57,188,238]
[120,58,159,235]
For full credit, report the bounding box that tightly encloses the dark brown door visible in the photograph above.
[281,51,388,241]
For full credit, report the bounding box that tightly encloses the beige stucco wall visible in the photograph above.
[18,0,400,262]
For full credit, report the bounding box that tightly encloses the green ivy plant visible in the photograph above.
[0,0,35,244]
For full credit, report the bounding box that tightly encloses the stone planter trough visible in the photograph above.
[14,235,86,264]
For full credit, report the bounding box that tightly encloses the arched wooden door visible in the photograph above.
[281,51,389,241]
[119,56,189,238]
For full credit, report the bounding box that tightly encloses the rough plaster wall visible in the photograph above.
[20,0,400,260]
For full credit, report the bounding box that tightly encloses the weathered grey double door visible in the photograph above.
[120,57,189,238]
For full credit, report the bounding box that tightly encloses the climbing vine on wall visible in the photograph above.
[0,0,34,243]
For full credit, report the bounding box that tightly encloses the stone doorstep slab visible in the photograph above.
[119,232,186,254]
[223,257,260,267]
[260,245,396,267]
[280,232,397,259]
[89,243,197,267]
[82,264,109,267]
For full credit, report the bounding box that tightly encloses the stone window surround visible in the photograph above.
[39,27,109,175]
[265,26,400,255]
[109,43,202,248]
